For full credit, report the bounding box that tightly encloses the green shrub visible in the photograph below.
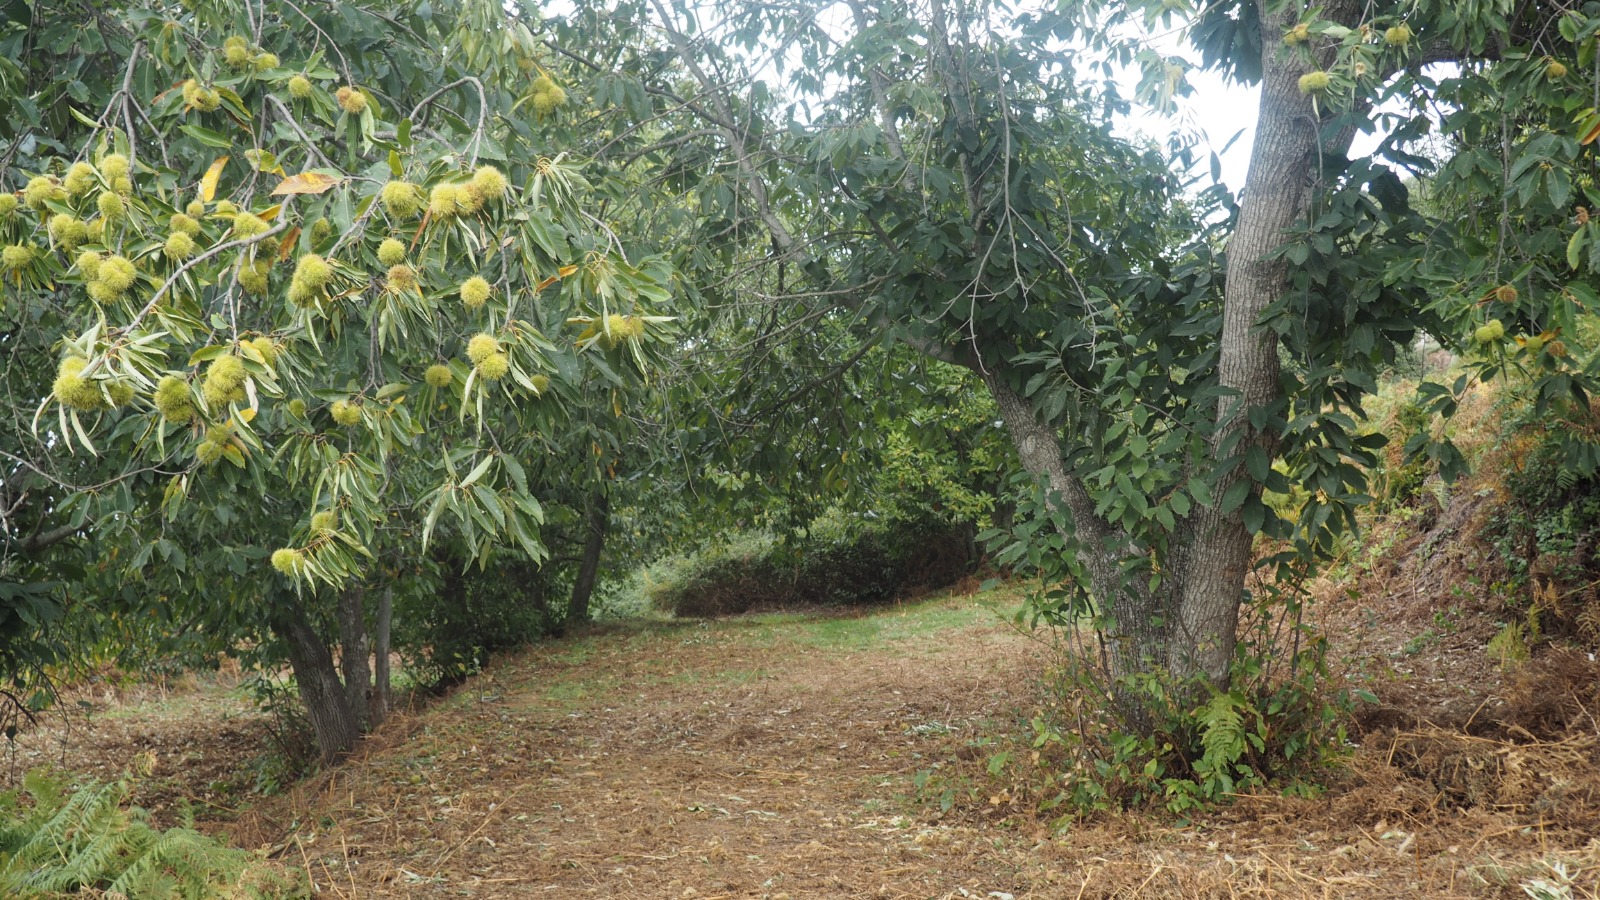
[1484,428,1600,649]
[241,677,319,795]
[394,554,561,686]
[991,594,1352,822]
[645,531,784,617]
[1373,394,1435,509]
[646,520,976,617]
[0,769,304,898]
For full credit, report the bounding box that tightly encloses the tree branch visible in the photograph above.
[646,0,801,255]
[123,210,294,335]
[407,77,488,166]
[266,95,339,171]
[16,523,80,553]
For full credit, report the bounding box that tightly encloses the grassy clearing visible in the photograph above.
[729,586,1025,651]
[501,586,1027,712]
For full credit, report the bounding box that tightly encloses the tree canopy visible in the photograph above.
[0,0,680,756]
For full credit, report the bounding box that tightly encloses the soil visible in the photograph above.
[4,671,279,816]
[9,584,1598,899]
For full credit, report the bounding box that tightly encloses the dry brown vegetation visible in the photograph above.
[8,570,1598,898]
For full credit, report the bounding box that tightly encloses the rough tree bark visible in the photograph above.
[269,589,359,763]
[370,585,392,726]
[1165,0,1362,688]
[337,585,371,730]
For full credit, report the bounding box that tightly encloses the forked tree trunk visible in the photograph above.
[979,0,1360,708]
[567,490,609,626]
[269,589,360,763]
[981,367,1167,725]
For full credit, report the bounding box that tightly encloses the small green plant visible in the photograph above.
[1520,860,1576,900]
[243,677,319,794]
[0,768,304,897]
[1488,619,1534,668]
[987,577,1351,822]
[1401,629,1439,656]
[911,765,963,813]
[1433,605,1463,634]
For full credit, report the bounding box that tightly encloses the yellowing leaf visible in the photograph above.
[1581,116,1600,146]
[201,156,229,201]
[271,171,342,196]
[536,264,581,291]
[276,227,301,261]
[257,204,282,221]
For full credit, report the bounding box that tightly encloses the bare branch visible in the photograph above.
[646,0,801,255]
[118,42,144,171]
[407,77,489,166]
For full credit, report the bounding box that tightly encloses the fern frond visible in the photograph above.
[1555,466,1579,491]
[1198,692,1247,768]
[0,770,304,899]
[21,769,64,814]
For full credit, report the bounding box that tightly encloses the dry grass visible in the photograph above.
[2,668,276,820]
[10,582,1600,898]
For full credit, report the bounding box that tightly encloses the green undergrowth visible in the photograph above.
[629,518,981,618]
[0,769,304,899]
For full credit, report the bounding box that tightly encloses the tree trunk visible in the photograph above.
[567,490,609,626]
[337,585,370,731]
[370,585,392,726]
[269,590,359,763]
[1168,0,1361,690]
[979,366,1167,723]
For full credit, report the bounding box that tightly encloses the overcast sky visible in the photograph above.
[1113,44,1402,196]
[1118,68,1260,194]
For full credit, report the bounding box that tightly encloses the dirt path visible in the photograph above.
[245,597,1061,898]
[219,591,1594,899]
[14,589,1598,898]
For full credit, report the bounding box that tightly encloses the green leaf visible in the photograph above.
[1168,490,1191,517]
[179,124,233,148]
[1240,496,1265,535]
[1219,478,1250,514]
[1244,445,1270,482]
